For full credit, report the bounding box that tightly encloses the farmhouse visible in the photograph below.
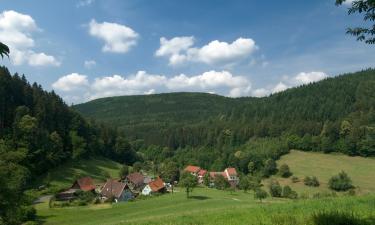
[197,169,207,184]
[209,168,239,187]
[125,172,146,195]
[184,165,201,176]
[56,176,96,200]
[100,179,134,202]
[141,177,166,195]
[71,176,96,191]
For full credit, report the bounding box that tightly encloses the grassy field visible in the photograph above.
[35,187,375,225]
[267,150,375,195]
[35,151,375,224]
[34,157,122,193]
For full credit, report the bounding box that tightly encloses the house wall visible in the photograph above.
[142,185,152,196]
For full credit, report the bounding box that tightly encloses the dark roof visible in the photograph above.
[148,177,165,192]
[100,179,126,198]
[126,172,144,186]
[72,177,95,191]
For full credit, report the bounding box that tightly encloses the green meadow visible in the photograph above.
[34,157,122,193]
[34,150,375,225]
[266,150,375,196]
[35,187,375,225]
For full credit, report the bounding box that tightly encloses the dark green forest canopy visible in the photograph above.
[74,69,375,157]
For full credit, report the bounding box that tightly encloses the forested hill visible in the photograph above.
[74,69,375,157]
[0,66,138,224]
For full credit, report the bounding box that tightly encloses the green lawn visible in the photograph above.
[35,187,375,225]
[34,157,122,193]
[267,150,375,195]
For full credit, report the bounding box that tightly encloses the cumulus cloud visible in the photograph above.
[0,10,60,67]
[84,60,96,69]
[252,71,328,97]
[52,70,252,103]
[52,73,89,92]
[88,19,139,53]
[155,36,257,66]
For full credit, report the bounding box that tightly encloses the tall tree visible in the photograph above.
[0,42,9,59]
[336,0,375,44]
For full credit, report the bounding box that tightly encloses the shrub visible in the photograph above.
[304,176,320,187]
[279,164,292,178]
[311,211,370,225]
[254,188,268,202]
[269,180,282,197]
[282,185,298,199]
[263,159,277,177]
[291,176,299,183]
[328,171,354,192]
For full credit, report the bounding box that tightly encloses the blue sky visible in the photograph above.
[0,0,374,103]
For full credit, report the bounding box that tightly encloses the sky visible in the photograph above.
[0,0,374,104]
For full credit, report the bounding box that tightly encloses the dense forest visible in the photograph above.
[75,69,375,159]
[0,66,138,224]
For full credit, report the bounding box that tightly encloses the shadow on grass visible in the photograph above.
[189,196,211,200]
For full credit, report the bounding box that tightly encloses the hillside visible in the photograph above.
[268,150,375,195]
[35,187,375,225]
[74,69,375,157]
[35,157,122,193]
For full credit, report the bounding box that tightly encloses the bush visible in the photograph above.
[279,164,292,178]
[304,176,320,187]
[328,171,354,191]
[254,188,268,202]
[311,211,371,225]
[269,180,282,197]
[291,176,299,183]
[282,185,298,199]
[263,159,277,177]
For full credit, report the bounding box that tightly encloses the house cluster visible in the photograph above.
[56,172,166,203]
[184,165,240,187]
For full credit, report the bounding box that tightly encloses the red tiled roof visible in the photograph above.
[73,177,95,191]
[126,172,145,186]
[226,168,237,176]
[209,172,225,179]
[184,165,201,173]
[100,179,126,198]
[148,177,165,192]
[198,169,207,176]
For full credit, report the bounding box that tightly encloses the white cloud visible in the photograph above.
[52,73,89,92]
[77,0,95,8]
[342,0,355,6]
[84,60,96,69]
[252,71,328,97]
[28,52,61,66]
[52,70,252,103]
[0,10,60,67]
[155,36,257,66]
[292,71,327,85]
[88,19,139,53]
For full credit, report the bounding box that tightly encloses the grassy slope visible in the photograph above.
[35,157,122,193]
[267,150,375,195]
[36,187,375,225]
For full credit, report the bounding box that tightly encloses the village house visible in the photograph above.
[125,172,146,195]
[197,169,207,184]
[184,165,201,176]
[209,168,239,187]
[141,177,166,196]
[100,179,134,202]
[56,176,96,201]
